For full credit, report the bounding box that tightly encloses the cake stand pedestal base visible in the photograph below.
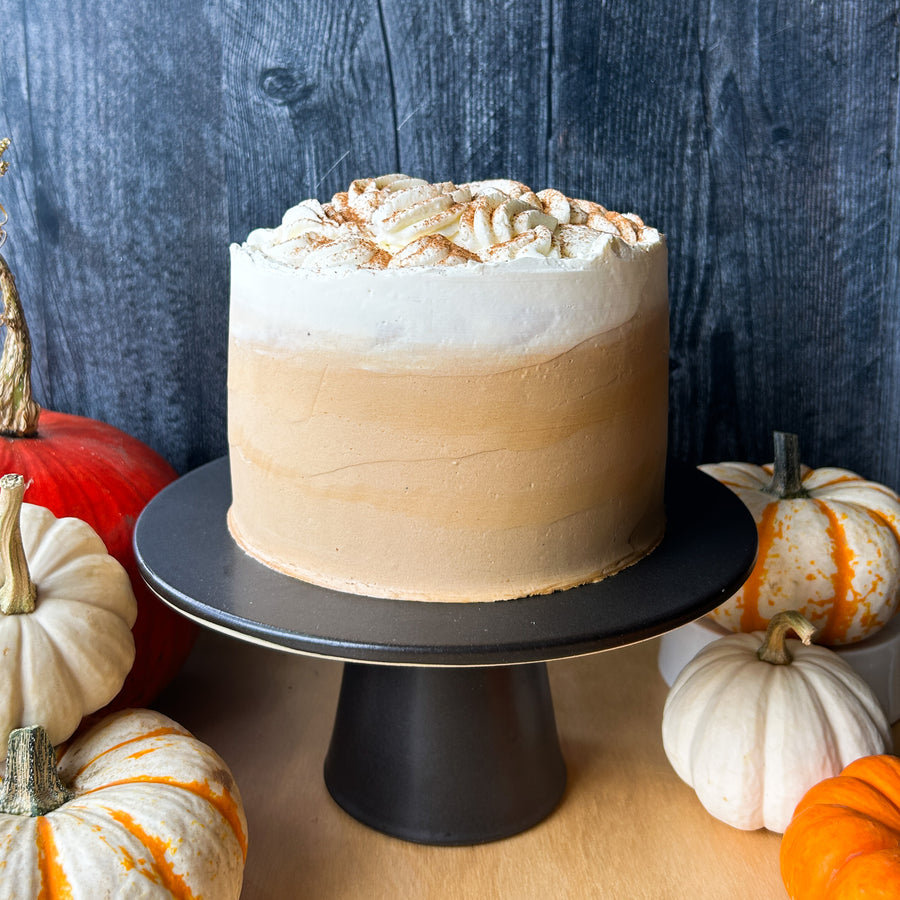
[324,661,565,845]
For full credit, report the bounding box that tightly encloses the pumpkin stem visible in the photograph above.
[0,139,42,437]
[0,725,71,816]
[765,432,806,499]
[0,139,9,249]
[0,473,37,615]
[757,610,817,665]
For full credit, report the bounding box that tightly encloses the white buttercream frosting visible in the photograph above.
[243,175,661,270]
[230,237,667,368]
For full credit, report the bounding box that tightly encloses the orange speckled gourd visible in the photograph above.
[700,432,900,645]
[0,709,247,899]
[781,754,900,899]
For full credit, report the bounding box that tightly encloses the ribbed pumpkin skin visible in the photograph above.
[781,755,900,899]
[0,709,248,899]
[0,410,195,708]
[0,499,137,754]
[699,462,900,645]
[661,632,892,833]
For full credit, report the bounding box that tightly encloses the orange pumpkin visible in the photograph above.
[780,754,900,899]
[700,432,900,645]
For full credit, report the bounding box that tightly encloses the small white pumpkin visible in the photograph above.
[0,708,247,898]
[661,610,892,833]
[0,473,136,755]
[700,432,900,645]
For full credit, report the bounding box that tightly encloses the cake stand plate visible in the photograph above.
[134,457,757,844]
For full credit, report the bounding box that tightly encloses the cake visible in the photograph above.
[227,175,668,602]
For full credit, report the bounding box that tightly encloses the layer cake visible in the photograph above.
[227,175,668,602]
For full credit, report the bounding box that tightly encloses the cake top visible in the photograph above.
[244,175,661,271]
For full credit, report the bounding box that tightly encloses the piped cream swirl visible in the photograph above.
[246,175,659,270]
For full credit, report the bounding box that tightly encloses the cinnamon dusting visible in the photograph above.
[252,174,655,270]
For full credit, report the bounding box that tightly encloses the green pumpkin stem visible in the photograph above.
[757,610,817,665]
[0,474,36,615]
[0,725,71,816]
[766,431,806,499]
[0,139,41,437]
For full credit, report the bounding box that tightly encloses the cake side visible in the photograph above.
[227,175,669,602]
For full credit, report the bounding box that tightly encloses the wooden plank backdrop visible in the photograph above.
[1,0,899,486]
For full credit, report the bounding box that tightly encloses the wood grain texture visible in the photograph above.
[0,0,899,486]
[380,0,552,184]
[674,1,900,476]
[1,0,228,469]
[222,0,397,241]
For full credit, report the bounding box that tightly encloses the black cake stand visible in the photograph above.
[134,457,756,845]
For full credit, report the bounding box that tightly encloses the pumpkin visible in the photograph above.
[781,754,900,899]
[0,472,136,754]
[0,156,195,709]
[661,610,892,833]
[0,708,247,898]
[700,431,900,645]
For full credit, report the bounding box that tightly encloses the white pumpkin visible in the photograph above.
[700,431,900,645]
[0,708,247,898]
[661,610,892,833]
[0,473,136,755]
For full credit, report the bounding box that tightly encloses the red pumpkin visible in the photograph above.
[0,233,195,712]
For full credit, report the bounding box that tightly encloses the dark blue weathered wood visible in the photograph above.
[222,0,397,240]
[381,0,552,185]
[1,0,228,469]
[0,0,898,488]
[676,1,900,478]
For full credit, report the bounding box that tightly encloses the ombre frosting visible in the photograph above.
[227,175,669,602]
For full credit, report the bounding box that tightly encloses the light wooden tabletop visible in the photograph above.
[154,626,898,900]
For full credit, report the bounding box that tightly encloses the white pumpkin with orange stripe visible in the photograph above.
[700,432,900,645]
[0,708,247,899]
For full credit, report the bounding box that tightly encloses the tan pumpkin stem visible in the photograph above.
[0,473,37,615]
[766,431,806,499]
[757,610,817,665]
[0,252,41,436]
[0,725,72,816]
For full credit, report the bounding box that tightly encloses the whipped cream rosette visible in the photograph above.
[248,175,659,270]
